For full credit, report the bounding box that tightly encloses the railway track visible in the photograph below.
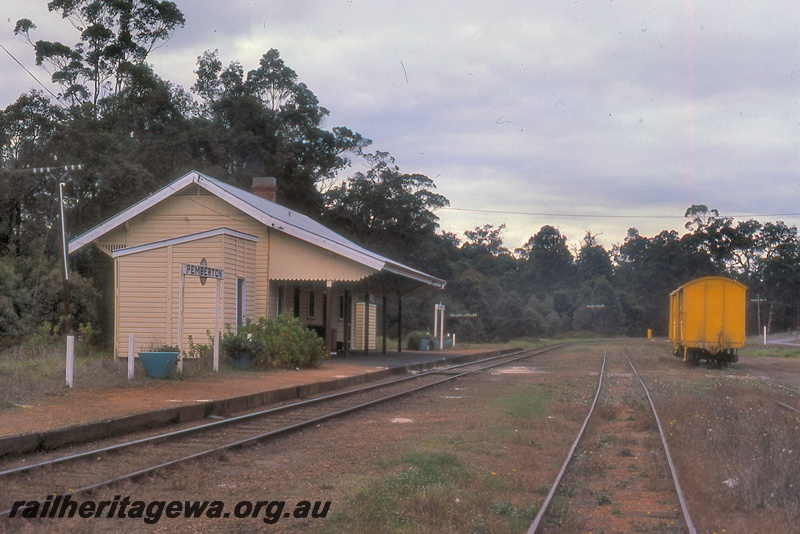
[527,348,695,534]
[739,373,800,414]
[0,344,564,515]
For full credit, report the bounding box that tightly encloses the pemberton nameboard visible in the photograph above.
[181,263,224,280]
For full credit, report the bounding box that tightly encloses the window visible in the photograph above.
[338,295,345,321]
[277,285,285,316]
[293,287,300,318]
[308,290,316,318]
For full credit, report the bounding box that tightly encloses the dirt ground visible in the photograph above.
[0,361,390,437]
[735,356,800,389]
[3,341,800,533]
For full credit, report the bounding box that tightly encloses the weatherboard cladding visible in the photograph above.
[133,187,378,292]
[268,230,377,282]
[352,302,377,351]
[116,233,256,357]
[104,192,271,321]
[111,227,259,258]
[117,247,170,356]
[222,234,257,337]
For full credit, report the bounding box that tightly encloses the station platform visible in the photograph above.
[0,348,501,457]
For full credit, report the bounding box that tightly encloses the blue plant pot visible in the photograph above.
[419,339,430,351]
[138,352,179,378]
[228,352,254,369]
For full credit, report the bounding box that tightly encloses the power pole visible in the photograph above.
[13,163,84,387]
[31,164,83,335]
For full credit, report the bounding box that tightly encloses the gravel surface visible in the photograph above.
[0,361,390,437]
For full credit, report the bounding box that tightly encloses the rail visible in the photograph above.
[526,348,606,534]
[527,348,696,533]
[626,352,696,534]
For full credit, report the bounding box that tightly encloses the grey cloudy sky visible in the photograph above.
[2,1,799,250]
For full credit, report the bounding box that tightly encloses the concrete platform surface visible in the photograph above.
[0,349,499,457]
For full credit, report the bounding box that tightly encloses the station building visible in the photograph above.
[68,170,445,358]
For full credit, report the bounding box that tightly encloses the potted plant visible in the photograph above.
[221,333,264,369]
[138,342,180,378]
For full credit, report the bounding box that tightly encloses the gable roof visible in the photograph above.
[68,170,445,289]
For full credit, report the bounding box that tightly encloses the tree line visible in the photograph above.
[1,1,797,345]
[434,212,799,342]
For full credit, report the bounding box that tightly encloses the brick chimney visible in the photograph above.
[252,176,277,202]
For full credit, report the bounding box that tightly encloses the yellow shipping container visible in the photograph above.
[669,276,746,366]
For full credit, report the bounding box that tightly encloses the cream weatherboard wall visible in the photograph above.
[116,247,170,356]
[352,302,377,351]
[115,232,256,357]
[267,230,377,282]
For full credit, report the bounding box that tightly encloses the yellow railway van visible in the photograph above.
[669,276,747,366]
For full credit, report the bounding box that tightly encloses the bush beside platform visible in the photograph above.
[228,314,326,369]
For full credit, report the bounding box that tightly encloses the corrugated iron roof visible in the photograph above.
[68,170,445,289]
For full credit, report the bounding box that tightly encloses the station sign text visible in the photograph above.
[181,263,224,280]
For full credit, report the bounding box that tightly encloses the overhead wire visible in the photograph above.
[440,206,800,220]
[0,43,69,110]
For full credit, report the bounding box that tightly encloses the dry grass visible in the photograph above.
[0,338,228,410]
[0,340,118,409]
[320,451,539,533]
[658,379,800,531]
[15,340,797,531]
[321,363,600,533]
[594,404,620,422]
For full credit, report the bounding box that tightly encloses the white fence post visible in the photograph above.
[214,278,220,372]
[178,272,184,373]
[128,333,135,379]
[65,335,75,388]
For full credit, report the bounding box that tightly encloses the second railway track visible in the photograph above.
[529,347,695,534]
[0,344,564,514]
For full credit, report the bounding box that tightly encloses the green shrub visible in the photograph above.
[145,340,179,352]
[186,332,213,359]
[240,314,326,368]
[220,332,264,360]
[404,330,431,350]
